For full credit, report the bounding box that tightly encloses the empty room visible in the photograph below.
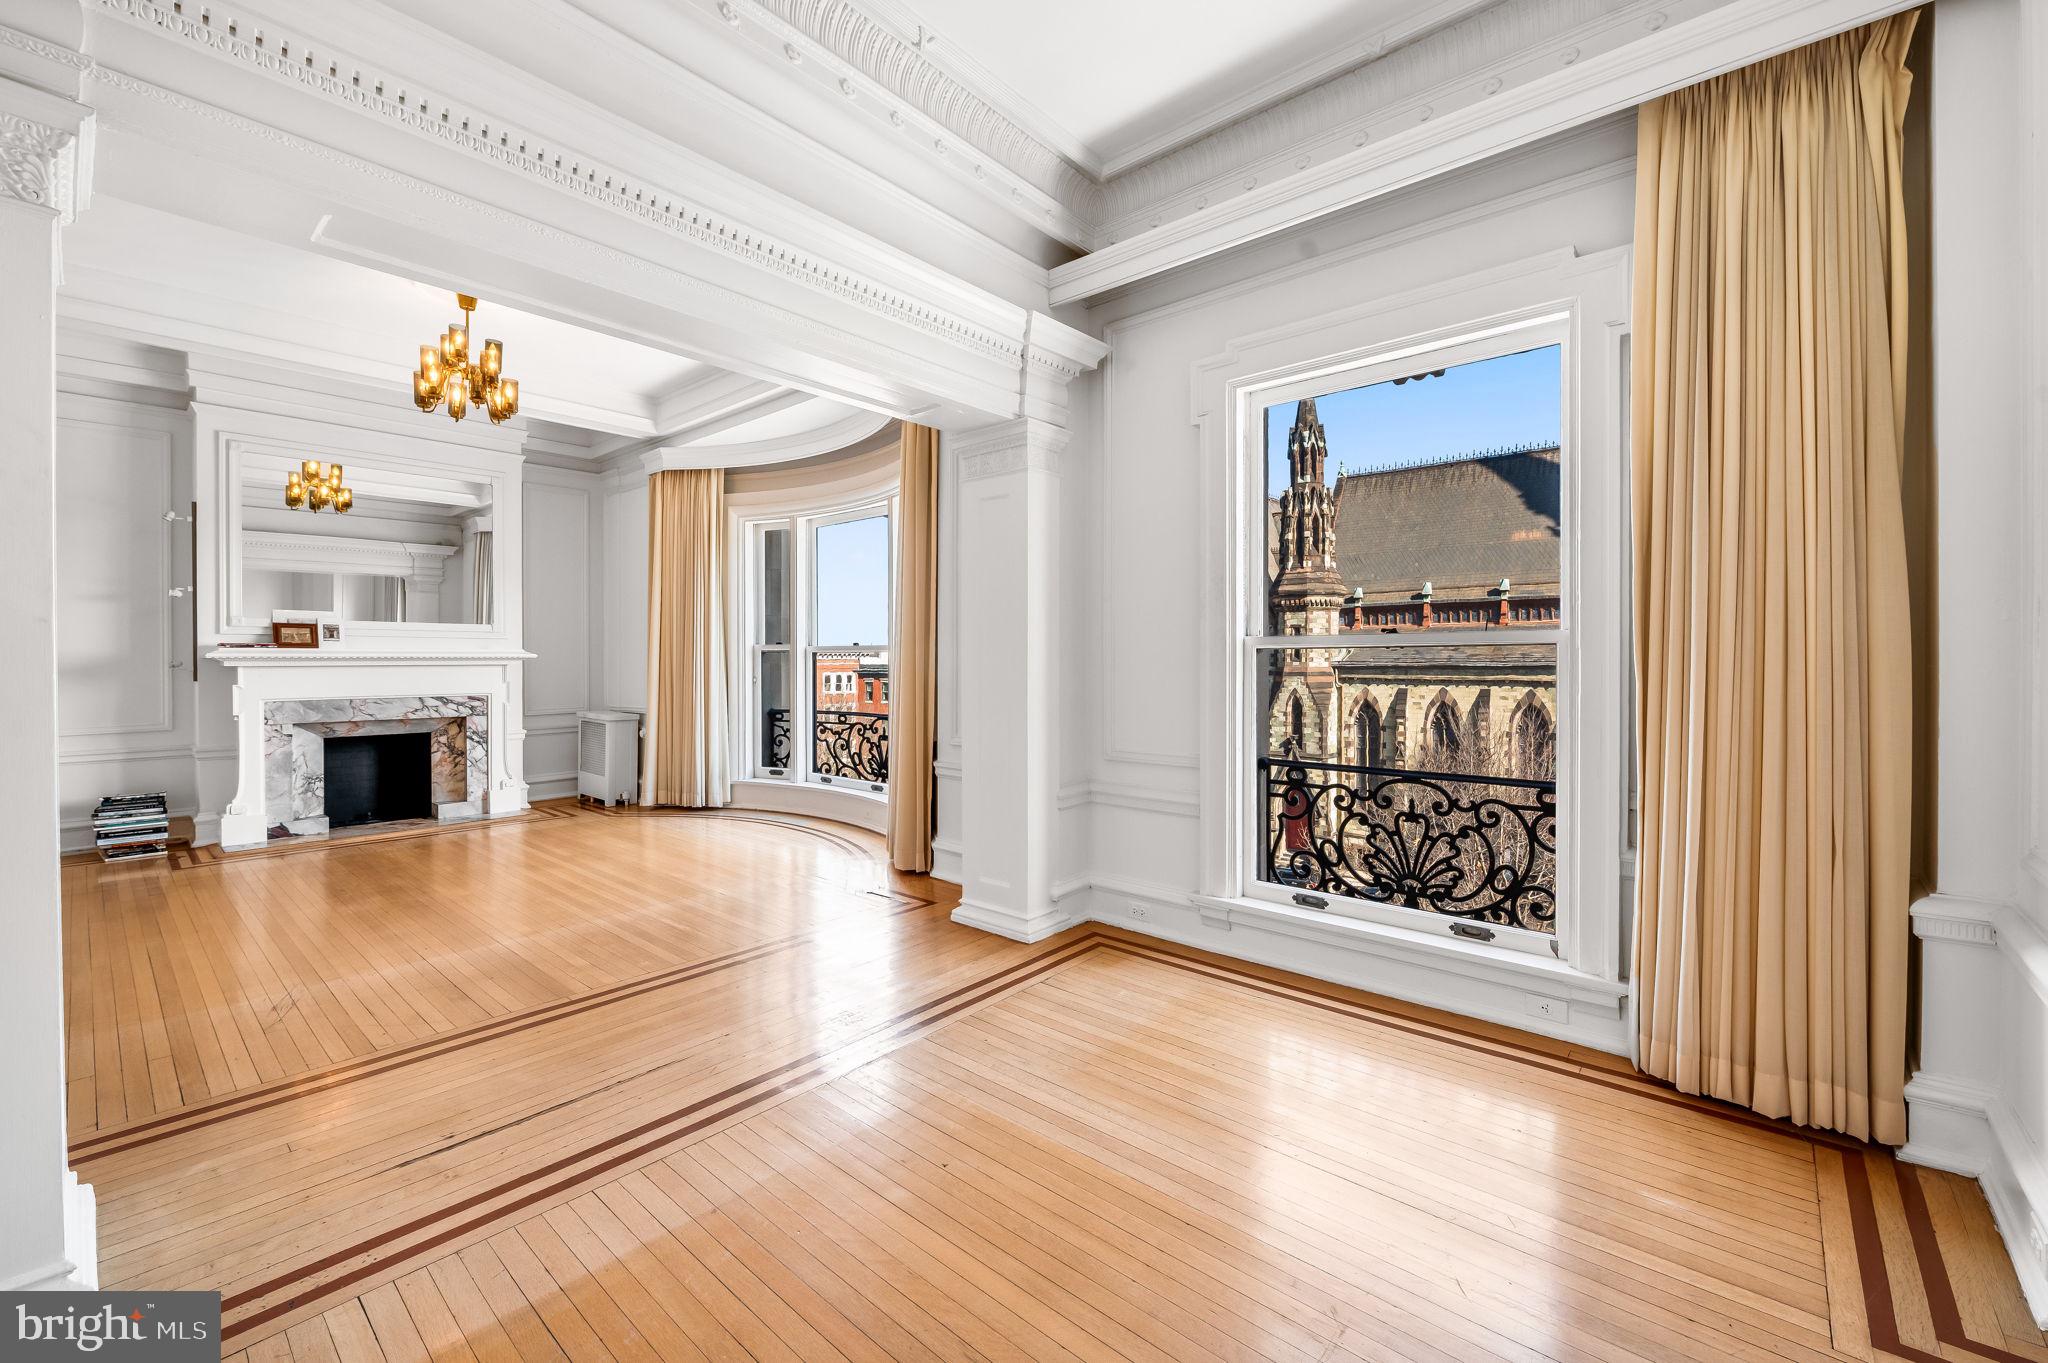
[1,0,2044,1360]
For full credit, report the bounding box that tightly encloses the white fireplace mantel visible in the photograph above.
[207,647,535,849]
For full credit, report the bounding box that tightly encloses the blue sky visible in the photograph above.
[1265,344,1560,494]
[814,513,890,645]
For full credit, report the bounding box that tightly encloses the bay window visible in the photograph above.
[740,494,896,795]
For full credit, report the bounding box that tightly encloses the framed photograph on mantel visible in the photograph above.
[270,619,320,649]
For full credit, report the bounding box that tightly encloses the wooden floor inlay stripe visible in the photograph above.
[65,808,2045,1363]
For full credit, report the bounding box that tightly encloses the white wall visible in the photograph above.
[53,393,198,847]
[1050,120,1637,1044]
[522,466,603,800]
[599,473,650,715]
[1902,0,2048,1326]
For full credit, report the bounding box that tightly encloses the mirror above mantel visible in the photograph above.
[207,433,517,644]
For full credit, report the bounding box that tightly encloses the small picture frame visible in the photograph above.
[271,620,320,649]
[319,619,346,647]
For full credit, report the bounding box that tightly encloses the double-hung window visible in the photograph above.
[1246,323,1570,956]
[741,496,896,794]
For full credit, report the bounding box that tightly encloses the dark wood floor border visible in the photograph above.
[216,933,1112,1341]
[204,927,2030,1363]
[70,893,938,1161]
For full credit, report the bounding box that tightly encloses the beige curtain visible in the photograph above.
[644,468,729,808]
[1631,14,1916,1145]
[887,424,940,872]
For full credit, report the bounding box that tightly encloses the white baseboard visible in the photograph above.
[1904,1070,2048,1327]
[931,835,962,885]
[950,898,1079,943]
[526,772,578,801]
[0,1172,96,1292]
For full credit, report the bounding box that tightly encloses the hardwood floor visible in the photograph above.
[62,802,2045,1362]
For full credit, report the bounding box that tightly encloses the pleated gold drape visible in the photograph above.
[644,468,730,808]
[1631,14,1917,1146]
[887,424,940,872]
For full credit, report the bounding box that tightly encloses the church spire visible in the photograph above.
[1271,397,1344,618]
[1288,398,1328,489]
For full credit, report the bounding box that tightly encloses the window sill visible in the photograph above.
[1189,891,1628,1004]
[730,778,887,833]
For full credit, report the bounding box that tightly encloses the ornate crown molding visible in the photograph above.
[728,0,1101,234]
[89,0,1025,368]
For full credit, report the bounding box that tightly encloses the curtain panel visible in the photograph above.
[1630,13,1917,1144]
[888,424,940,872]
[644,468,730,808]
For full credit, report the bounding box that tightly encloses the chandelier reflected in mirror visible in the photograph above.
[413,292,520,423]
[285,460,352,513]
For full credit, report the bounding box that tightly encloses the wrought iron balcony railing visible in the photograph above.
[762,707,792,770]
[1260,755,1556,934]
[814,710,888,788]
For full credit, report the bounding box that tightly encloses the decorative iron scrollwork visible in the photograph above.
[1261,757,1556,933]
[814,711,888,785]
[762,707,791,770]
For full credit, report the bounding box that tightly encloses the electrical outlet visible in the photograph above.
[1525,996,1565,1024]
[1126,900,1151,922]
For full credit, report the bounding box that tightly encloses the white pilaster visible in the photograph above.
[0,58,97,1292]
[950,418,1073,941]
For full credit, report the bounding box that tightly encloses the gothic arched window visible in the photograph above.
[1355,699,1382,769]
[1512,697,1555,780]
[1286,694,1306,754]
[1421,695,1462,773]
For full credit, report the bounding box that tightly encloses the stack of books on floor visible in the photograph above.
[94,792,169,862]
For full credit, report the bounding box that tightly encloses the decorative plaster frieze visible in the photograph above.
[88,0,1024,367]
[951,418,1068,482]
[0,24,95,72]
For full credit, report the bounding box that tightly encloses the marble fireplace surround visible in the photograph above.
[208,649,531,850]
[264,696,488,836]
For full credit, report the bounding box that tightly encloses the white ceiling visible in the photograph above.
[56,197,884,462]
[886,0,1450,172]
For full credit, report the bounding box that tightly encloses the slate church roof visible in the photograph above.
[1330,446,1561,602]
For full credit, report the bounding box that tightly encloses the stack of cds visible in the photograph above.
[93,792,169,862]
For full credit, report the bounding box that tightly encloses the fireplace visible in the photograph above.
[258,694,489,838]
[206,650,531,851]
[324,732,434,828]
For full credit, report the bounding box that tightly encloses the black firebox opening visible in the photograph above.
[324,732,433,829]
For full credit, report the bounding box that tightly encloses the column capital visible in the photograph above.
[950,417,1071,483]
[0,77,93,220]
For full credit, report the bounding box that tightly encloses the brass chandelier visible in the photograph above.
[286,460,352,513]
[413,292,520,423]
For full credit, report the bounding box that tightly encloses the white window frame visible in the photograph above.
[1190,249,1632,989]
[730,488,899,795]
